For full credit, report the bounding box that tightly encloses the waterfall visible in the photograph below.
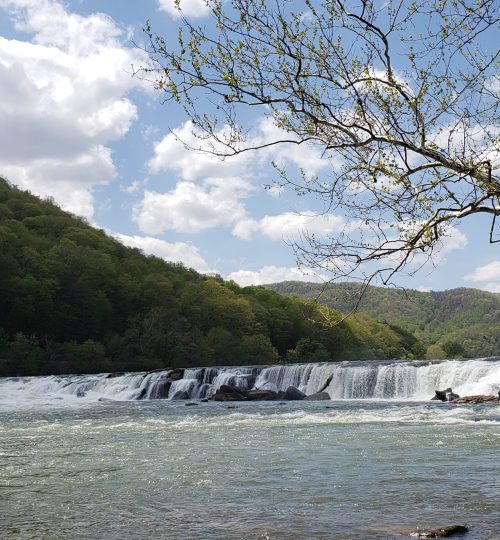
[1,357,499,406]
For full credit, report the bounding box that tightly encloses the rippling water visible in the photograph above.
[1,399,499,539]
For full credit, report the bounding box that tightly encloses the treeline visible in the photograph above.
[268,282,500,359]
[0,178,422,376]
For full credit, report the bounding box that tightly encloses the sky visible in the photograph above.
[0,0,498,293]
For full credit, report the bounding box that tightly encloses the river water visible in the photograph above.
[1,358,499,539]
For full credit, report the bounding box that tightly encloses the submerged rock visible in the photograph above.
[303,391,330,401]
[409,524,469,537]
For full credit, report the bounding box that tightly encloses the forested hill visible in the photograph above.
[0,179,421,376]
[267,282,500,359]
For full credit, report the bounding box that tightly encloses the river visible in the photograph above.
[1,358,499,539]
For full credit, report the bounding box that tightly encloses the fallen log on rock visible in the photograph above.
[451,394,500,404]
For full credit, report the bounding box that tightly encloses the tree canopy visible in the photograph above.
[0,178,421,376]
[139,0,499,294]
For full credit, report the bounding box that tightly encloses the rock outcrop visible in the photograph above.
[408,524,469,537]
[431,388,459,402]
[210,384,311,401]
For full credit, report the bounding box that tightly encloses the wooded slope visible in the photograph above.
[268,282,500,358]
[0,179,421,375]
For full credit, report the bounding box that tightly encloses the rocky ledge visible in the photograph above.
[210,384,330,402]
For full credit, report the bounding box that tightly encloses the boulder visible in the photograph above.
[169,368,185,381]
[211,385,279,401]
[211,385,247,401]
[246,389,278,400]
[303,391,330,401]
[431,388,459,402]
[409,524,468,537]
[184,402,198,406]
[283,386,306,400]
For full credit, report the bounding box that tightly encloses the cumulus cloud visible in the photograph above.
[0,0,146,218]
[157,0,210,19]
[258,211,346,241]
[464,261,500,292]
[465,260,500,282]
[113,233,215,274]
[227,265,325,287]
[134,177,252,235]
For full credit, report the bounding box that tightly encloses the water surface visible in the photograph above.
[1,399,499,539]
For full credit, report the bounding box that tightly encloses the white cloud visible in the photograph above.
[227,265,325,287]
[133,177,252,235]
[464,261,500,283]
[148,121,251,181]
[1,145,115,218]
[144,118,334,237]
[258,211,346,241]
[113,233,214,274]
[157,0,210,19]
[0,0,146,218]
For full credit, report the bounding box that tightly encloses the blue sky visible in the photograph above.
[0,0,498,292]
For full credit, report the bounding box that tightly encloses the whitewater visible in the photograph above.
[1,357,499,407]
[1,358,499,539]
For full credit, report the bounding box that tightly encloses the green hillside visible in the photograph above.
[268,282,500,359]
[0,179,422,376]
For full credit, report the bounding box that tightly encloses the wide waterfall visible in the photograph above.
[1,357,499,406]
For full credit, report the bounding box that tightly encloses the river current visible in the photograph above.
[1,358,499,539]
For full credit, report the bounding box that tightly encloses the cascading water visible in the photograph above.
[1,357,499,406]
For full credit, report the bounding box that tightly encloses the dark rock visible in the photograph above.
[246,389,278,400]
[105,372,126,379]
[283,386,306,400]
[169,368,185,381]
[432,388,460,402]
[211,384,279,401]
[432,389,448,401]
[211,385,247,401]
[409,524,469,537]
[184,402,198,406]
[317,374,334,393]
[171,390,190,400]
[276,390,286,400]
[135,388,147,400]
[303,391,330,401]
[201,398,209,403]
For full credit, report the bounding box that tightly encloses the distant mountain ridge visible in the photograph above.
[267,282,500,358]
